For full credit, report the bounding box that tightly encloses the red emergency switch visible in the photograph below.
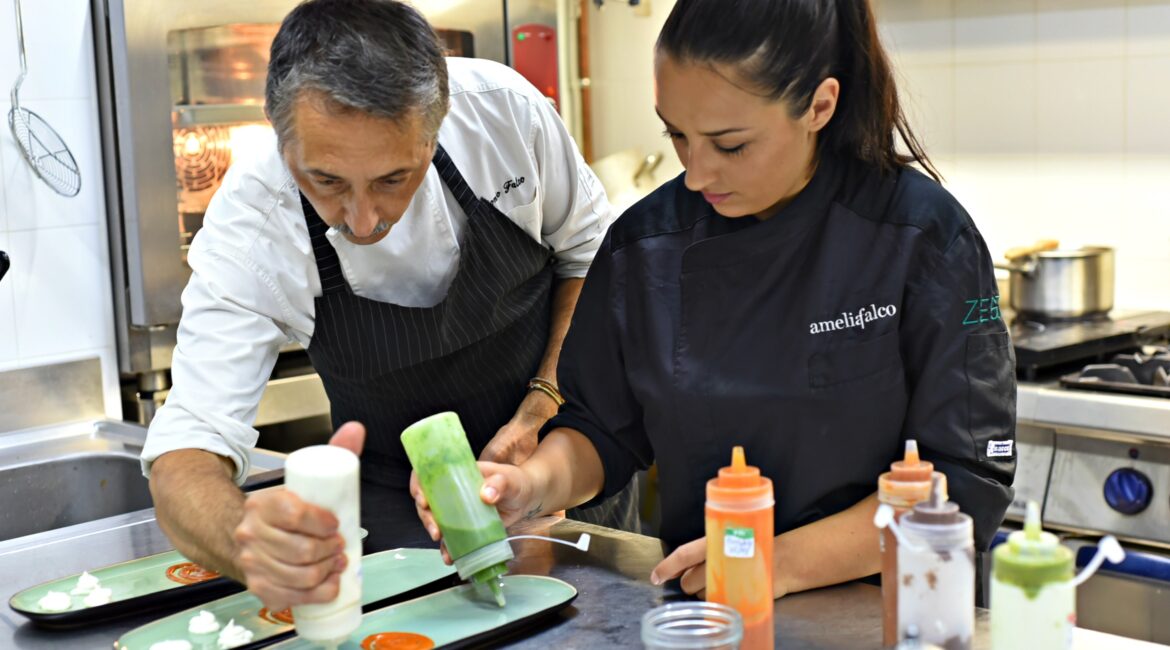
[512,23,558,108]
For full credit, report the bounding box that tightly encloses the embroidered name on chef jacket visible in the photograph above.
[809,303,898,335]
[488,176,527,206]
[962,295,1002,326]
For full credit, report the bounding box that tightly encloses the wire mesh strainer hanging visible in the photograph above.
[7,0,81,197]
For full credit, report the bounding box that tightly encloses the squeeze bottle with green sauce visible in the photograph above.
[705,446,774,650]
[401,412,513,607]
[990,500,1126,650]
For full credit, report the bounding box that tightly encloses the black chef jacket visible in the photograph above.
[544,153,1016,552]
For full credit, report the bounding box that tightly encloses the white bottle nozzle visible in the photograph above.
[1024,500,1042,541]
[1072,535,1126,587]
[505,533,591,552]
[1100,535,1125,564]
[928,474,945,509]
[903,439,920,463]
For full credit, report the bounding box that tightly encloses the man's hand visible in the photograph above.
[232,421,366,611]
[328,420,365,456]
[479,391,557,465]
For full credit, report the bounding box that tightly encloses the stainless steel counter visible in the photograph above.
[0,515,1159,649]
[1017,381,1170,442]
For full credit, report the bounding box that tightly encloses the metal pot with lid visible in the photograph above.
[994,240,1114,320]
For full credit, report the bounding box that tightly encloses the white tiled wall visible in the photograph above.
[589,0,1170,312]
[586,0,684,181]
[0,0,121,420]
[879,0,1170,311]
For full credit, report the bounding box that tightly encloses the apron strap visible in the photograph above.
[432,143,482,219]
[300,192,350,295]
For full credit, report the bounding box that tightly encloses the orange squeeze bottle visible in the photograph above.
[877,439,938,647]
[705,446,775,650]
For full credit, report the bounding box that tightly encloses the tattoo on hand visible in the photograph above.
[522,502,543,522]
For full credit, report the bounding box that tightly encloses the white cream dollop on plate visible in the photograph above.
[69,571,101,596]
[188,609,221,634]
[37,591,71,612]
[82,586,112,607]
[217,618,254,649]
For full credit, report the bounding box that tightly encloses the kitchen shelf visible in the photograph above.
[172,103,267,127]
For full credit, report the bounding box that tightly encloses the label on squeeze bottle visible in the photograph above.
[724,527,756,559]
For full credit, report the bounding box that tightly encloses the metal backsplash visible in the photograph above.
[0,358,106,434]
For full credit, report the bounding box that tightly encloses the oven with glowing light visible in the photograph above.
[93,0,568,430]
[167,24,279,260]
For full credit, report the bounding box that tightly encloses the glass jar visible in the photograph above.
[641,602,744,650]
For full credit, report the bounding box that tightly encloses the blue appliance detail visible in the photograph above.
[1077,545,1170,582]
[1103,468,1153,515]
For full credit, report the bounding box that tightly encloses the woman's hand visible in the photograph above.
[650,536,791,601]
[410,461,541,563]
[650,537,708,597]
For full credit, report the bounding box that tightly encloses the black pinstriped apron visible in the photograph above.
[301,144,637,550]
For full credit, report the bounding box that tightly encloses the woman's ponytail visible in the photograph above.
[828,0,939,180]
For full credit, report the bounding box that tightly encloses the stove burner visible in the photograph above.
[1111,350,1170,385]
[1061,351,1170,398]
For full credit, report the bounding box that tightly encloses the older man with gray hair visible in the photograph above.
[143,0,632,610]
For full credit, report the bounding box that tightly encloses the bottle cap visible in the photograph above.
[992,501,1073,591]
[908,474,959,525]
[707,446,773,510]
[890,440,934,481]
[900,474,973,550]
[878,440,937,508]
[454,539,513,607]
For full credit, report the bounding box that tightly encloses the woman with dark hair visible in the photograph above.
[415,0,1015,599]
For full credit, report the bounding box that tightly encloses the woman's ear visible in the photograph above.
[805,77,840,133]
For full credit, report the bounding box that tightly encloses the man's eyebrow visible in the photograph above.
[375,169,410,181]
[305,168,411,180]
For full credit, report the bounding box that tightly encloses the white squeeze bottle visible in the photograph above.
[283,445,362,644]
[889,474,975,649]
[990,501,1126,650]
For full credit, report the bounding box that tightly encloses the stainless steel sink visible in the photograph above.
[0,420,285,543]
[0,452,150,541]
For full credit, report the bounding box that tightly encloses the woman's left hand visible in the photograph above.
[650,537,707,596]
[651,536,792,601]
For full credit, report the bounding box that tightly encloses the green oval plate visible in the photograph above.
[269,575,577,649]
[9,550,239,629]
[115,548,457,650]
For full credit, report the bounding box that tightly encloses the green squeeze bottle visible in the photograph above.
[401,412,514,606]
